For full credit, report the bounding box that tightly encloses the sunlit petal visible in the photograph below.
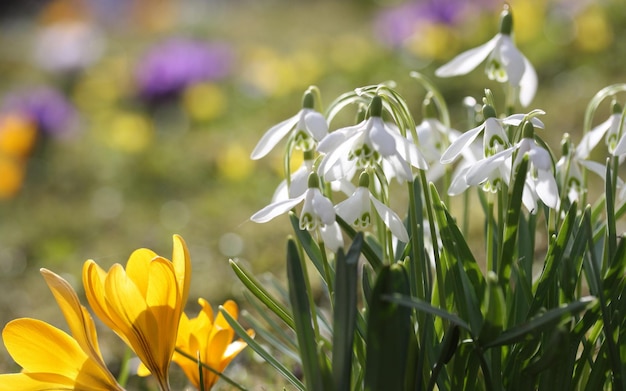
[435,35,500,77]
[440,124,484,164]
[250,113,299,159]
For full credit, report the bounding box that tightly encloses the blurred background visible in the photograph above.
[0,0,624,385]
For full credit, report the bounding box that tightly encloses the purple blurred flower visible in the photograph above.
[2,87,77,136]
[374,0,497,47]
[135,38,234,101]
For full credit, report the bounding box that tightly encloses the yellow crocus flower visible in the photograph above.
[0,269,124,391]
[82,234,191,391]
[173,299,253,390]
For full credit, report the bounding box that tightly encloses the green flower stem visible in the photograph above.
[486,198,496,274]
[296,238,321,339]
[318,240,335,302]
[116,346,132,387]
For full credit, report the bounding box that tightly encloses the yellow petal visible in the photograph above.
[215,300,238,329]
[0,373,74,391]
[144,258,179,372]
[83,261,133,348]
[3,318,87,377]
[125,248,158,296]
[40,269,106,365]
[172,235,191,311]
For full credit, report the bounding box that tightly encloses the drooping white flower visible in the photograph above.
[435,6,537,107]
[414,96,461,182]
[556,134,585,204]
[251,90,327,160]
[440,104,544,164]
[335,173,409,242]
[577,101,624,158]
[251,172,343,251]
[318,95,427,183]
[514,136,559,212]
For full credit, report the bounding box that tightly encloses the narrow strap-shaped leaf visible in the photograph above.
[220,307,305,391]
[332,233,362,391]
[484,296,596,348]
[286,239,325,391]
[365,264,414,391]
[528,202,577,315]
[289,213,326,281]
[230,259,295,329]
[499,154,528,283]
[605,159,617,269]
[384,293,472,333]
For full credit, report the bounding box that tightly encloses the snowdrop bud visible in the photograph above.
[307,172,321,188]
[358,171,370,187]
[422,93,438,119]
[302,90,315,109]
[499,5,513,36]
[612,100,622,115]
[560,133,571,156]
[369,95,383,118]
[482,104,497,119]
[522,121,534,139]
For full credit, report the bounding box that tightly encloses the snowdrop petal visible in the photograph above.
[519,57,538,107]
[317,125,360,153]
[312,189,336,225]
[304,111,328,141]
[440,124,485,164]
[251,113,300,159]
[369,119,397,156]
[320,222,343,252]
[250,194,305,223]
[576,116,612,159]
[448,165,472,196]
[535,170,559,209]
[528,145,552,171]
[370,195,409,242]
[502,114,544,129]
[335,188,369,225]
[499,37,525,86]
[319,134,359,180]
[522,180,538,213]
[435,35,500,77]
[466,147,514,186]
[392,132,429,169]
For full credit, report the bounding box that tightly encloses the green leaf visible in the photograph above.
[230,259,295,329]
[479,271,506,344]
[289,213,327,282]
[528,202,577,315]
[484,296,596,348]
[499,154,528,282]
[220,307,305,391]
[332,233,362,391]
[286,239,325,391]
[384,293,472,333]
[364,264,414,391]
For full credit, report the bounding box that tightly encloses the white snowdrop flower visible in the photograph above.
[251,90,327,160]
[435,6,537,107]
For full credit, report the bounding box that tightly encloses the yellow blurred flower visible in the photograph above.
[183,82,227,122]
[0,269,124,391]
[217,143,253,182]
[0,114,38,158]
[106,111,153,153]
[575,6,613,53]
[82,235,191,391]
[0,157,26,199]
[173,299,253,390]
